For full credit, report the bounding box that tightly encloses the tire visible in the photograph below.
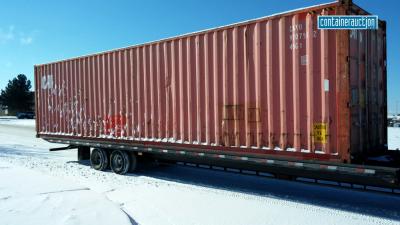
[110,150,131,175]
[90,148,109,171]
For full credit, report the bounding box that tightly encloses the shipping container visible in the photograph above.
[35,0,399,188]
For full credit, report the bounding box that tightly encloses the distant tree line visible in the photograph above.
[0,74,34,114]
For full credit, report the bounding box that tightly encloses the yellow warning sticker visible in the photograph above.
[313,123,327,144]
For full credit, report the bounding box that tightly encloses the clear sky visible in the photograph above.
[0,0,399,113]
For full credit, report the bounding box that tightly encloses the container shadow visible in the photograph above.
[134,162,400,221]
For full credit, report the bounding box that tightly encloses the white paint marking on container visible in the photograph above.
[324,79,329,92]
[364,169,375,174]
[327,166,337,170]
[301,55,308,65]
[294,162,303,167]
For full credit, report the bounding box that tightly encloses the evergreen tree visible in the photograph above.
[0,74,33,112]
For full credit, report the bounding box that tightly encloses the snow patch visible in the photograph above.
[0,161,132,225]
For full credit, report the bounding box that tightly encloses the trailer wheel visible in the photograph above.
[90,148,109,171]
[110,150,131,174]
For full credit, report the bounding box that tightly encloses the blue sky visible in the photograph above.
[0,0,399,113]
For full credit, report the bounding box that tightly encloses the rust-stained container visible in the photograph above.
[35,0,387,164]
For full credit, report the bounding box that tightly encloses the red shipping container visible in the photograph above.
[35,0,387,164]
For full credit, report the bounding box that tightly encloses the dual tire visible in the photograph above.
[90,148,137,175]
[90,148,109,171]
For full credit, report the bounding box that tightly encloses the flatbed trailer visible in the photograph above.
[45,136,400,192]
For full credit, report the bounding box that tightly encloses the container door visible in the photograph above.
[349,23,387,156]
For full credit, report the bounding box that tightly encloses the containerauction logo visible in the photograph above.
[317,15,378,29]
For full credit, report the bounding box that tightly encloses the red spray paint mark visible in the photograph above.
[105,115,126,137]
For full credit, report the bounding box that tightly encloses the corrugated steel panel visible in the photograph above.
[348,16,387,156]
[35,0,387,163]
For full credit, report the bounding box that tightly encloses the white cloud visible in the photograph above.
[19,30,38,46]
[20,36,33,45]
[0,26,38,46]
[0,25,15,44]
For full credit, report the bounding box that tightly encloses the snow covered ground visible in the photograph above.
[0,161,132,225]
[388,127,400,150]
[0,116,35,127]
[0,118,400,225]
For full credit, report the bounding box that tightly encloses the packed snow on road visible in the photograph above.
[0,117,399,225]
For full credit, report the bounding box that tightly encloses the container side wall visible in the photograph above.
[36,3,372,162]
